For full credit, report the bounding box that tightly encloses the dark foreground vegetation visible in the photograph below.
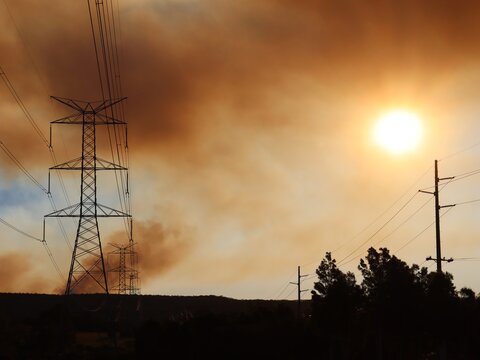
[0,247,479,359]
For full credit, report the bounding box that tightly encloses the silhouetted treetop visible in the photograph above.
[312,252,358,299]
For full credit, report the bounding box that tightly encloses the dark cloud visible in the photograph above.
[3,0,480,154]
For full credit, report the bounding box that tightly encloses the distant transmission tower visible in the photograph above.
[45,96,131,294]
[109,242,138,294]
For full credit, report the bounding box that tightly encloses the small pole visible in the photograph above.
[290,266,308,319]
[419,160,455,273]
[434,160,441,272]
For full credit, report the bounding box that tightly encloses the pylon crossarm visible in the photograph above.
[50,157,82,170]
[52,113,84,124]
[51,113,125,125]
[45,203,81,217]
[51,96,85,112]
[50,157,126,171]
[95,113,126,125]
[96,158,127,170]
[45,203,130,217]
[93,97,127,113]
[109,266,135,272]
[96,203,131,217]
[109,242,135,251]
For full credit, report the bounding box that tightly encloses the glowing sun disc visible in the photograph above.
[374,110,423,154]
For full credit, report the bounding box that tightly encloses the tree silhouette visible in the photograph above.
[358,247,427,357]
[312,252,363,359]
[309,247,480,359]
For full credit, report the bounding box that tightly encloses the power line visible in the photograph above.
[456,198,480,206]
[0,140,47,193]
[453,257,480,261]
[331,165,433,256]
[376,196,432,241]
[298,166,433,272]
[394,206,455,254]
[440,141,480,161]
[88,0,130,237]
[447,168,480,184]
[0,216,64,281]
[87,0,138,292]
[273,270,297,299]
[302,168,455,271]
[336,192,420,267]
[0,66,48,147]
[0,65,73,210]
[1,0,49,92]
[87,0,105,99]
[0,66,75,272]
[0,109,72,249]
[337,196,434,267]
[0,141,67,279]
[0,216,42,242]
[42,241,64,282]
[284,286,297,300]
[394,221,435,254]
[1,3,74,208]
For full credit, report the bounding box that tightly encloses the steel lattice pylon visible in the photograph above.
[109,243,138,294]
[45,96,130,295]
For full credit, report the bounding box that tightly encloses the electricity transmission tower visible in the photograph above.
[45,96,131,294]
[109,242,138,294]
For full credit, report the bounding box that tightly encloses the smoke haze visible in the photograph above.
[2,0,480,297]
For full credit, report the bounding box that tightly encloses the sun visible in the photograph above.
[373,110,423,154]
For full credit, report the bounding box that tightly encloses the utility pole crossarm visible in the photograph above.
[440,204,456,209]
[418,190,435,195]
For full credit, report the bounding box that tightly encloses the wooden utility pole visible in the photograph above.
[290,266,308,318]
[419,160,454,272]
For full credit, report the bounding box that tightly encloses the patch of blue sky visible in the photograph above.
[0,181,45,209]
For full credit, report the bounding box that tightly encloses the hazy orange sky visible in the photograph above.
[1,0,480,298]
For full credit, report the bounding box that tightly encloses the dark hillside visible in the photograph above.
[0,293,309,359]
